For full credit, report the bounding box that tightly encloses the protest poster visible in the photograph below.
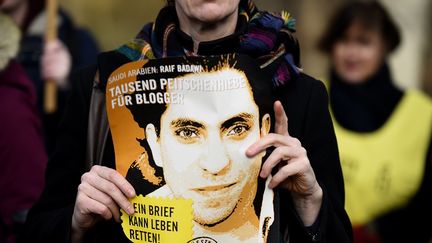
[106,54,277,243]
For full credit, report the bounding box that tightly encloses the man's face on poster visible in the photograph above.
[146,69,270,226]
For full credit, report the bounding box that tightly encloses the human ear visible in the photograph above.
[260,114,271,137]
[145,123,163,167]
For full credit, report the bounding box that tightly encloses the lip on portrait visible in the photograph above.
[192,182,237,193]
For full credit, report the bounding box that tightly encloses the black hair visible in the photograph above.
[318,1,401,54]
[24,0,44,31]
[127,55,275,136]
[125,55,275,191]
[166,0,174,6]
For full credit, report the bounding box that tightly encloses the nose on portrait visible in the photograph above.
[199,137,231,175]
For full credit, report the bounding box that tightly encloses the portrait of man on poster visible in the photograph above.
[125,56,276,242]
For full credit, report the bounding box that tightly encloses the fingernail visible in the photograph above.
[127,205,135,215]
[246,148,254,156]
[268,182,275,189]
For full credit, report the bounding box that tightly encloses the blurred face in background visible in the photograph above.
[0,0,24,11]
[331,22,387,84]
[175,0,240,24]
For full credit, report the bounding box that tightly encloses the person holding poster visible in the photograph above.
[23,0,352,243]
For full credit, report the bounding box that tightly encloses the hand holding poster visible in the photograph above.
[106,54,276,243]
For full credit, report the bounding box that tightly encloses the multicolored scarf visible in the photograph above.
[117,0,300,87]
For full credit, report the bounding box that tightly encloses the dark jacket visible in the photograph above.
[0,61,47,243]
[22,49,352,242]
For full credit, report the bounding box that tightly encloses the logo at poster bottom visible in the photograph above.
[187,236,218,243]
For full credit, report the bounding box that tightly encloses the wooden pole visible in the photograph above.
[44,0,58,114]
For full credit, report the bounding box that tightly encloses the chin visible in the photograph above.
[345,73,375,84]
[193,204,235,226]
[192,11,233,24]
[342,77,365,84]
[191,2,238,23]
[336,69,369,84]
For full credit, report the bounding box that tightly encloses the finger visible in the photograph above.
[43,59,69,74]
[44,38,63,52]
[260,146,306,178]
[42,54,60,63]
[43,65,64,75]
[268,160,306,189]
[82,173,133,214]
[43,42,58,54]
[41,67,60,80]
[41,54,57,71]
[91,165,136,198]
[246,133,288,157]
[42,52,68,65]
[274,101,289,136]
[75,192,113,221]
[83,174,134,215]
[82,170,135,215]
[78,183,122,222]
[246,133,301,157]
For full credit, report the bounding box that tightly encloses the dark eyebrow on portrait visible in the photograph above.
[220,113,253,131]
[171,119,205,129]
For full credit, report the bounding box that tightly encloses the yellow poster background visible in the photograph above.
[106,60,148,177]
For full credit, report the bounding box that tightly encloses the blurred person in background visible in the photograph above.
[0,0,99,154]
[319,1,432,243]
[0,12,47,243]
